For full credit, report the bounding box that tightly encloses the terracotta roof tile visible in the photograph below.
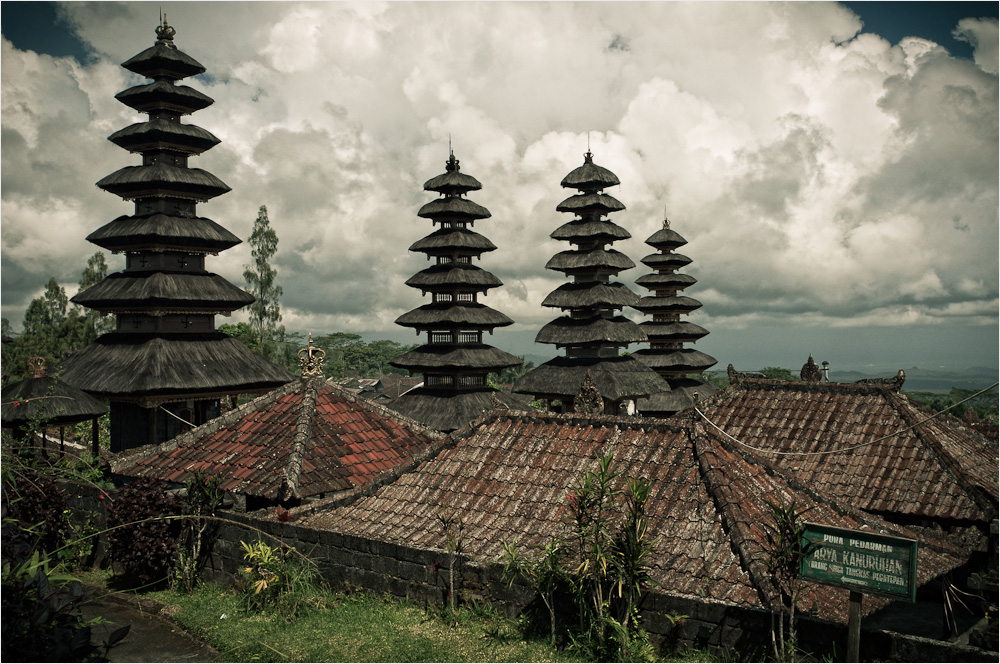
[300,410,966,621]
[114,377,442,501]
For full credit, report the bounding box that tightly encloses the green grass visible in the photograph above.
[76,569,716,662]
[144,583,579,663]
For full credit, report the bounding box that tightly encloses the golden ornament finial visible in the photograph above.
[297,333,326,377]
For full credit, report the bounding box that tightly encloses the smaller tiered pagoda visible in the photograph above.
[513,151,667,414]
[389,152,522,432]
[62,18,292,451]
[633,216,717,416]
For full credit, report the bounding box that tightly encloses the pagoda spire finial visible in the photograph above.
[445,138,460,172]
[663,207,671,229]
[156,10,176,43]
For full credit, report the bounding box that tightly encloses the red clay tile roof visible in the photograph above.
[299,410,965,621]
[113,377,443,501]
[693,379,998,524]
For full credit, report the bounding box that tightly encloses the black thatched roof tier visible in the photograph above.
[395,303,514,329]
[555,192,626,215]
[122,41,206,80]
[645,227,688,249]
[560,151,620,193]
[641,252,692,269]
[115,81,214,114]
[633,347,718,372]
[405,264,502,291]
[513,355,668,401]
[635,295,703,314]
[2,376,108,428]
[424,168,482,195]
[541,282,639,309]
[390,344,522,372]
[408,228,496,254]
[387,388,525,432]
[60,333,294,398]
[109,119,220,154]
[97,164,231,201]
[417,197,490,221]
[636,378,719,415]
[87,213,241,253]
[638,320,711,341]
[536,316,647,346]
[635,273,698,289]
[545,248,635,273]
[72,272,254,312]
[550,219,631,244]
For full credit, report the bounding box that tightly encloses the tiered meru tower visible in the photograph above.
[632,217,718,416]
[62,19,293,452]
[389,152,523,432]
[513,151,667,414]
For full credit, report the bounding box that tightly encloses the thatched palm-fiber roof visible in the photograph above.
[423,168,482,195]
[391,344,523,372]
[122,41,206,79]
[72,272,254,312]
[513,355,668,402]
[635,295,704,314]
[97,163,231,201]
[395,302,513,329]
[645,226,688,249]
[550,219,631,243]
[405,264,503,291]
[636,378,719,415]
[109,119,220,154]
[386,388,527,432]
[536,316,647,346]
[115,80,214,114]
[417,197,490,221]
[641,252,693,269]
[113,377,442,501]
[696,378,998,525]
[87,213,241,253]
[555,192,626,215]
[60,333,294,399]
[560,151,621,191]
[2,374,108,428]
[633,347,718,372]
[545,248,635,272]
[299,409,966,623]
[638,320,711,341]
[635,273,698,289]
[541,281,640,309]
[408,228,496,254]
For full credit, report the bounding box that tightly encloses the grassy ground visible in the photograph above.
[77,569,715,662]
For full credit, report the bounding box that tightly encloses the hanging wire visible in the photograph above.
[695,382,999,457]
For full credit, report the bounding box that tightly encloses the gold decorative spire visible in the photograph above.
[156,12,176,42]
[297,333,326,377]
[28,356,46,379]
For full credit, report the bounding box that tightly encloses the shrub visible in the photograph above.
[105,477,181,587]
[3,468,68,556]
[238,539,326,617]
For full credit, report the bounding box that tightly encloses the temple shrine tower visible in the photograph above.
[513,151,667,413]
[389,152,523,431]
[63,18,292,451]
[632,217,718,416]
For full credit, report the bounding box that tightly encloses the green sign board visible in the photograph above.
[800,523,918,602]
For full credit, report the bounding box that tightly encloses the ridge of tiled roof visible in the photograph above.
[694,379,998,523]
[113,377,445,500]
[300,409,966,621]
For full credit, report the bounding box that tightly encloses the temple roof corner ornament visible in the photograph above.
[800,354,822,382]
[573,371,604,415]
[298,334,326,378]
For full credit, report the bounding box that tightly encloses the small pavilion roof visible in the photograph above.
[545,248,635,273]
[638,320,711,341]
[97,164,231,202]
[417,197,490,221]
[560,151,621,192]
[113,377,442,501]
[299,410,965,622]
[115,81,214,114]
[2,361,108,428]
[633,347,718,373]
[641,252,692,270]
[635,273,697,289]
[695,378,998,524]
[109,120,221,154]
[555,192,626,215]
[423,153,483,195]
[550,219,631,244]
[408,228,496,254]
[541,281,640,310]
[121,22,206,80]
[536,316,647,347]
[405,264,503,291]
[395,302,513,329]
[634,295,703,314]
[645,226,688,249]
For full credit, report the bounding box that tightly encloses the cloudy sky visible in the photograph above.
[2,1,997,374]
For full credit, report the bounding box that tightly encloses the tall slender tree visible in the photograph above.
[74,252,114,340]
[242,205,284,361]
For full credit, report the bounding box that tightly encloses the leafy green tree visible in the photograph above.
[243,205,284,362]
[73,252,114,340]
[761,367,795,381]
[7,279,88,379]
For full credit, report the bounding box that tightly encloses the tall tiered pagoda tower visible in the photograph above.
[513,151,667,414]
[62,18,293,451]
[389,152,523,432]
[632,217,718,416]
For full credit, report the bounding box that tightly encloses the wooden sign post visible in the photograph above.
[800,524,918,662]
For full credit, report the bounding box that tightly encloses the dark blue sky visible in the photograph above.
[3,2,999,63]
